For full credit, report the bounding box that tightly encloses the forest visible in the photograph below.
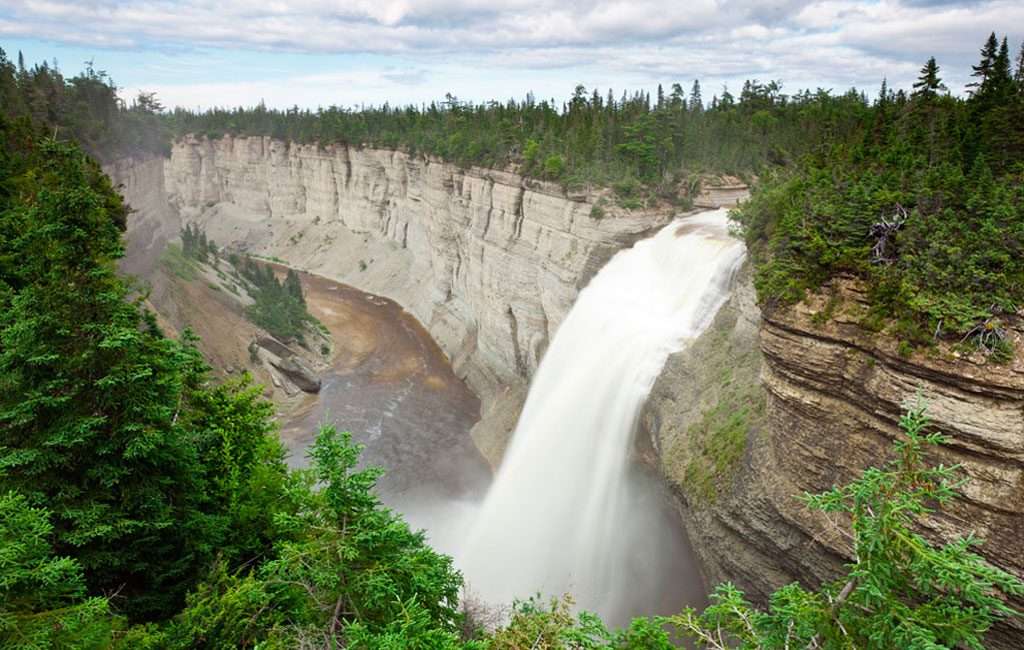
[2,31,1024,649]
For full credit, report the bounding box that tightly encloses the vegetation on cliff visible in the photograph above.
[737,33,1024,354]
[178,223,317,342]
[0,48,167,161]
[674,405,1024,649]
[163,79,867,200]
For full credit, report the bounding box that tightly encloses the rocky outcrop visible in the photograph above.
[694,183,749,209]
[268,354,322,394]
[645,274,1024,647]
[163,135,671,464]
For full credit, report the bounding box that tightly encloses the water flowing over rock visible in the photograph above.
[457,209,745,620]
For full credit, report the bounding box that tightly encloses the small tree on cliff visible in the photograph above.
[672,403,1024,649]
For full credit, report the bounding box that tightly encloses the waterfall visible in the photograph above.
[456,207,746,620]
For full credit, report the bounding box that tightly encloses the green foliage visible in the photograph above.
[0,120,290,621]
[165,76,867,192]
[737,35,1024,351]
[0,48,168,161]
[0,492,113,649]
[672,404,1024,649]
[483,595,672,650]
[235,257,314,342]
[147,426,469,649]
[681,366,765,503]
[160,242,200,280]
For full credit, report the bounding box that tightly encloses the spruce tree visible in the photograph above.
[969,32,999,95]
[0,120,288,621]
[912,57,943,100]
[689,80,703,112]
[1016,40,1024,89]
[991,36,1013,97]
[285,268,305,305]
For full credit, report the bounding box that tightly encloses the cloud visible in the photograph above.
[3,0,1021,106]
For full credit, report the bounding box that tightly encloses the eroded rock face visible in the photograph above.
[646,275,1024,647]
[104,155,180,279]
[164,135,669,463]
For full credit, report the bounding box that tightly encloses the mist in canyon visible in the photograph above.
[400,209,746,623]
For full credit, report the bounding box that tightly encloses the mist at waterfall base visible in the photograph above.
[401,208,746,625]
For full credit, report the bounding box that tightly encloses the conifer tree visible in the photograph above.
[969,32,999,95]
[912,57,944,100]
[1016,40,1024,89]
[877,78,889,105]
[0,121,288,621]
[992,36,1013,97]
[689,80,703,112]
[285,268,305,305]
[669,82,685,108]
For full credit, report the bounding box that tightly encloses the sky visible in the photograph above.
[1,0,1022,110]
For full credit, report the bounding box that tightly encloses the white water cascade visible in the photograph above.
[456,207,746,620]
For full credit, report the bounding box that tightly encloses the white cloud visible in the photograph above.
[4,0,1022,106]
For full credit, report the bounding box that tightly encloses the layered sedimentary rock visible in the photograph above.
[163,135,669,463]
[645,275,1024,647]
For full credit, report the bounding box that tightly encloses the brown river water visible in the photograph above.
[278,270,491,504]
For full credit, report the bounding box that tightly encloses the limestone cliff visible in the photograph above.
[644,275,1024,647]
[162,135,669,464]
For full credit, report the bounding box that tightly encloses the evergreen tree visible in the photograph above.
[968,32,999,95]
[197,230,209,262]
[991,36,1014,97]
[284,268,305,305]
[1016,40,1024,89]
[670,82,685,108]
[912,57,944,100]
[689,80,703,112]
[0,120,288,621]
[0,492,113,648]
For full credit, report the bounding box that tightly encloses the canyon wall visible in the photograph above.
[162,135,669,463]
[105,155,180,279]
[643,276,1024,647]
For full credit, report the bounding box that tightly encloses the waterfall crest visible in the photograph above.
[456,207,746,619]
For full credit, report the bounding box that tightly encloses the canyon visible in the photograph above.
[109,137,1024,646]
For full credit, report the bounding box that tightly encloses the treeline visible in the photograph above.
[0,47,167,161]
[737,33,1024,354]
[165,80,870,191]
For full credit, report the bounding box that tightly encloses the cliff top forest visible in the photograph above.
[2,29,1024,649]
